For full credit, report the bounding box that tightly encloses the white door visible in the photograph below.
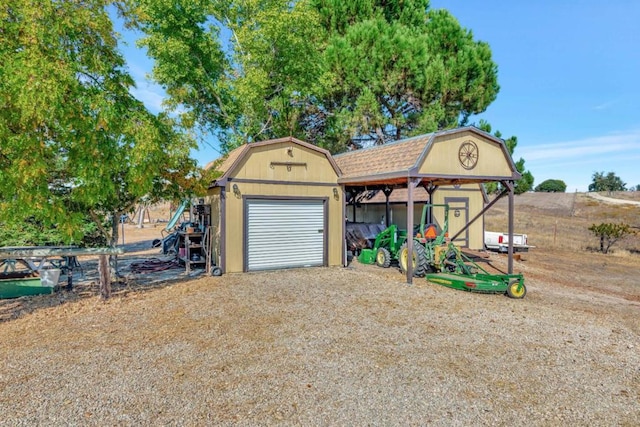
[246,199,326,271]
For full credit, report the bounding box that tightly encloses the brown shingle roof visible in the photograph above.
[334,134,433,180]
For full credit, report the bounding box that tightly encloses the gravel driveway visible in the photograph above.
[1,256,638,426]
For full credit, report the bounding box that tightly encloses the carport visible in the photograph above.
[334,126,522,284]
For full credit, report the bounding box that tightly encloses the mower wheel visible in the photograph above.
[506,279,526,299]
[399,242,428,277]
[211,267,223,277]
[375,248,392,268]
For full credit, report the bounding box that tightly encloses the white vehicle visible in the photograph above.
[484,231,532,253]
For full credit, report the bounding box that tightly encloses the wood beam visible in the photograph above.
[504,180,515,274]
[449,187,509,242]
[406,178,421,284]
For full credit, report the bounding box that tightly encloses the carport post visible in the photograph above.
[425,183,437,223]
[506,180,515,274]
[342,187,347,267]
[352,195,357,222]
[383,186,393,227]
[406,178,420,284]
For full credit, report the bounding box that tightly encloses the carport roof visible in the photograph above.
[333,133,432,181]
[334,126,520,187]
[354,186,488,203]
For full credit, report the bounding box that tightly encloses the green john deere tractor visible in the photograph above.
[357,224,407,268]
[398,204,527,299]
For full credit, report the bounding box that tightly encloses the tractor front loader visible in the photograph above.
[358,224,407,268]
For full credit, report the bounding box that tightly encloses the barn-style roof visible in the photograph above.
[208,136,341,187]
[334,126,521,187]
[207,127,520,189]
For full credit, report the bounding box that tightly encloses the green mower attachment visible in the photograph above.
[426,271,526,299]
[424,240,527,299]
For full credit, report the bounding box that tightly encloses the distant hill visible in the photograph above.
[489,192,577,216]
[485,191,639,253]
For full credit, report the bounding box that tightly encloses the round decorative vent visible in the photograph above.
[458,141,479,170]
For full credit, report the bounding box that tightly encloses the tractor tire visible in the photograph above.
[399,242,428,277]
[375,247,392,268]
[506,279,526,299]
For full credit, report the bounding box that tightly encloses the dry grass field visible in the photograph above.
[1,193,639,425]
[485,191,640,252]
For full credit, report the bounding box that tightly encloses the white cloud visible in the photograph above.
[593,100,617,111]
[515,130,640,192]
[517,131,640,162]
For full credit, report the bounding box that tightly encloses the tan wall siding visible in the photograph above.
[419,131,513,177]
[230,142,338,183]
[224,183,343,273]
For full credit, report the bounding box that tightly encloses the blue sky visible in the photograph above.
[117,1,640,191]
[429,0,640,191]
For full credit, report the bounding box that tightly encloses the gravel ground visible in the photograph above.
[1,252,639,426]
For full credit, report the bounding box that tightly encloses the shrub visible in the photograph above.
[535,179,567,193]
[588,223,631,254]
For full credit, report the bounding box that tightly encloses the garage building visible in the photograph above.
[207,127,521,278]
[207,137,344,273]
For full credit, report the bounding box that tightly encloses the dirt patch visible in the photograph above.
[600,191,640,202]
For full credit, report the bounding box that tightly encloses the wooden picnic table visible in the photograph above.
[0,246,123,290]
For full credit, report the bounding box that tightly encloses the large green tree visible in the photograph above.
[0,0,200,246]
[127,0,499,153]
[126,0,325,152]
[588,171,627,193]
[313,0,499,152]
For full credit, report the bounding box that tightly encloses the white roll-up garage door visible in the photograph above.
[246,199,326,271]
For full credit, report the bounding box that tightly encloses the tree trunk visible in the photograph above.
[109,212,120,278]
[98,255,111,299]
